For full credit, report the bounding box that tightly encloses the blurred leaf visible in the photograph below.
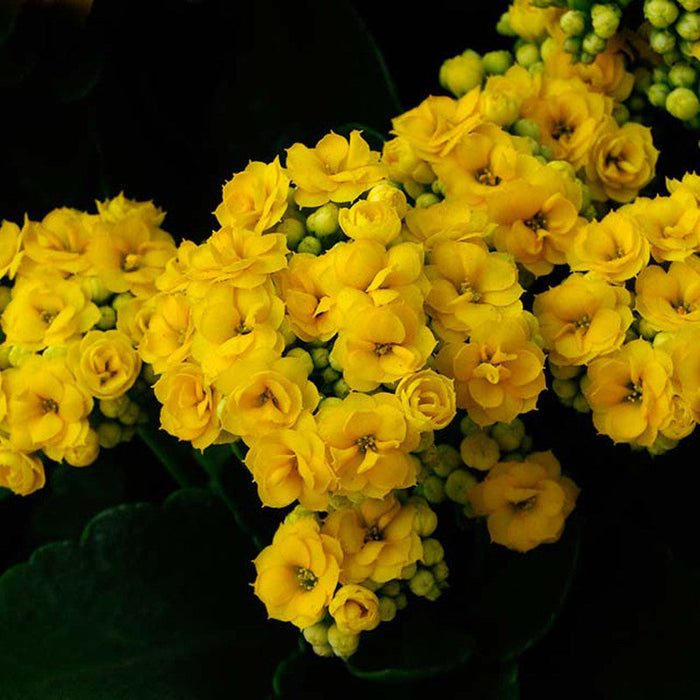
[0,488,295,699]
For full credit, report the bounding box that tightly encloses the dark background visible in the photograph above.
[0,0,698,698]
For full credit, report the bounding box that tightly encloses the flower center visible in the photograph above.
[295,566,318,592]
[374,343,393,356]
[475,167,501,186]
[356,434,377,453]
[235,322,252,335]
[121,253,141,272]
[574,315,591,329]
[552,121,574,140]
[672,300,692,315]
[41,398,59,414]
[510,495,537,512]
[41,310,58,325]
[363,524,383,543]
[257,387,279,408]
[625,380,643,403]
[458,280,481,301]
[524,211,547,232]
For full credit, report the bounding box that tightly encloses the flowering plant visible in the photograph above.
[0,1,698,698]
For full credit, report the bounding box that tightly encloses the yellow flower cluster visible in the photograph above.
[0,195,174,494]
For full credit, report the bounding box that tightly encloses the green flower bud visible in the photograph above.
[512,118,542,141]
[563,36,582,54]
[141,363,157,386]
[652,65,670,84]
[439,50,484,97]
[99,395,131,419]
[552,377,579,400]
[579,51,596,65]
[0,286,11,314]
[97,421,122,449]
[459,414,481,436]
[111,292,133,314]
[540,37,559,62]
[309,346,329,370]
[381,580,402,597]
[306,202,339,237]
[312,644,334,657]
[119,400,142,426]
[591,4,620,38]
[444,469,478,505]
[572,393,591,413]
[423,585,443,602]
[415,192,441,208]
[669,63,697,87]
[401,562,418,580]
[549,362,582,380]
[415,431,435,453]
[560,10,586,36]
[285,347,314,376]
[275,217,306,250]
[519,434,534,454]
[96,305,117,330]
[327,624,359,659]
[644,0,681,28]
[421,538,445,567]
[408,569,436,597]
[496,11,517,37]
[538,143,555,161]
[490,418,525,452]
[378,596,397,622]
[647,432,679,455]
[666,86,700,120]
[612,102,630,125]
[0,344,11,371]
[677,12,700,41]
[634,67,654,94]
[502,451,524,462]
[410,497,438,537]
[516,43,540,68]
[679,0,700,10]
[663,49,683,66]
[303,622,329,647]
[297,235,322,255]
[482,50,513,75]
[528,61,544,75]
[332,378,350,399]
[582,32,607,55]
[394,593,408,610]
[421,474,445,504]
[460,432,500,471]
[433,560,449,584]
[434,443,462,477]
[648,82,671,107]
[320,366,340,385]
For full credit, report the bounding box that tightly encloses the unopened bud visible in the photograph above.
[275,217,306,250]
[666,86,700,120]
[97,421,122,449]
[297,235,322,255]
[591,4,620,39]
[460,431,500,471]
[482,50,513,75]
[378,596,397,622]
[327,624,360,659]
[439,50,484,97]
[285,347,314,376]
[99,395,131,418]
[489,418,525,452]
[303,622,329,647]
[306,202,339,237]
[444,469,478,505]
[96,305,117,330]
[0,286,11,314]
[421,538,444,567]
[645,0,680,28]
[415,192,441,208]
[408,569,435,597]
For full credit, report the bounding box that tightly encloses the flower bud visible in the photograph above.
[439,50,484,97]
[648,82,671,107]
[515,43,540,68]
[111,292,133,314]
[408,569,435,597]
[666,86,700,120]
[285,347,314,376]
[97,421,122,449]
[378,596,397,622]
[677,12,700,41]
[0,344,11,370]
[275,217,306,250]
[394,593,408,610]
[496,11,517,36]
[312,644,334,657]
[679,0,700,10]
[421,538,444,567]
[333,378,350,399]
[549,363,581,380]
[96,305,117,330]
[482,50,513,75]
[306,202,339,237]
[459,414,481,436]
[327,624,360,659]
[401,562,418,580]
[434,443,462,477]
[303,622,329,647]
[645,0,680,28]
[433,560,449,582]
[415,431,435,453]
[560,10,586,36]
[563,36,582,55]
[444,469,478,505]
[512,118,541,141]
[99,395,131,419]
[423,585,443,602]
[572,393,591,413]
[553,377,578,401]
[459,432,500,471]
[669,63,697,87]
[582,32,607,55]
[612,102,630,125]
[490,419,525,452]
[415,192,440,208]
[591,4,620,38]
[297,235,322,255]
[310,347,329,370]
[118,400,142,426]
[0,286,11,314]
[421,474,445,503]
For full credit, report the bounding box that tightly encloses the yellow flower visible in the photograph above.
[67,329,141,400]
[322,496,422,584]
[0,438,45,495]
[329,584,380,633]
[0,220,23,279]
[190,281,285,382]
[656,327,700,422]
[635,258,700,332]
[215,348,319,443]
[434,314,546,426]
[214,157,289,233]
[585,118,658,203]
[479,65,542,126]
[426,240,523,342]
[366,182,409,220]
[627,189,700,263]
[330,297,436,392]
[508,0,563,40]
[317,392,420,498]
[338,200,402,245]
[1,274,101,351]
[581,339,674,446]
[3,355,93,453]
[395,369,457,431]
[115,294,157,348]
[468,451,579,553]
[138,292,194,374]
[96,193,165,227]
[521,76,613,169]
[245,412,336,510]
[286,130,386,208]
[666,172,700,202]
[568,209,650,283]
[60,425,100,467]
[253,516,342,629]
[153,362,221,450]
[391,90,482,162]
[533,273,633,366]
[381,137,436,200]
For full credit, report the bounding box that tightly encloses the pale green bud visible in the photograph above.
[434,443,462,477]
[677,12,700,41]
[423,585,443,602]
[141,363,158,386]
[582,32,607,55]
[97,421,122,449]
[560,10,586,36]
[381,580,402,597]
[563,36,582,54]
[421,538,444,567]
[572,393,591,413]
[648,82,671,107]
[415,192,441,208]
[513,118,541,141]
[111,292,133,314]
[459,414,481,436]
[439,50,484,97]
[285,347,314,376]
[284,505,319,525]
[516,43,540,68]
[306,202,339,237]
[666,86,700,120]
[118,400,142,426]
[496,11,517,36]
[637,318,658,340]
[579,52,596,65]
[482,50,513,75]
[96,305,117,330]
[612,102,630,125]
[401,562,418,580]
[310,347,329,370]
[591,4,620,38]
[327,624,359,659]
[415,431,435,453]
[99,395,131,419]
[394,593,408,610]
[538,144,554,161]
[653,66,670,84]
[489,418,525,452]
[549,362,581,380]
[552,377,579,400]
[312,644,334,657]
[378,596,397,622]
[303,622,329,647]
[297,235,322,255]
[647,433,679,455]
[410,497,439,537]
[433,560,449,582]
[0,286,10,315]
[275,217,306,250]
[333,378,350,399]
[645,0,681,28]
[444,469,478,505]
[0,344,11,370]
[320,366,340,386]
[679,0,700,10]
[520,434,534,454]
[421,474,445,504]
[408,569,436,597]
[669,63,697,87]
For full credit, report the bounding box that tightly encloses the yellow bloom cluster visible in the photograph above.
[0,195,174,494]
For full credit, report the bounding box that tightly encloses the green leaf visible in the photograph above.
[0,488,295,699]
[467,517,581,663]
